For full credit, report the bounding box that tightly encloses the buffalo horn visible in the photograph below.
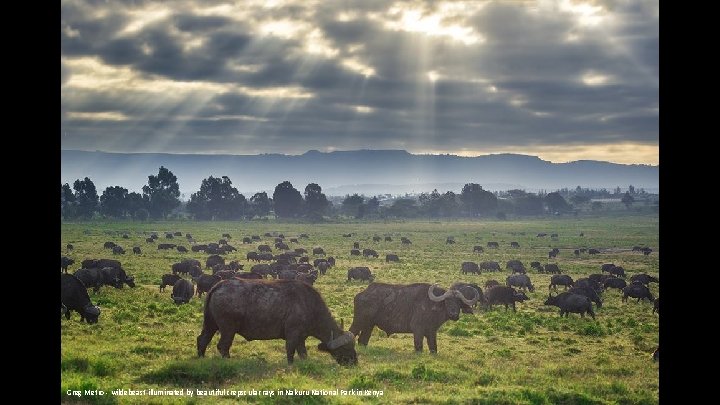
[428,284,453,302]
[327,332,355,350]
[453,287,479,306]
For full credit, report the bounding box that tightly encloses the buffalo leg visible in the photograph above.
[413,332,424,352]
[296,339,308,359]
[426,333,438,354]
[197,323,218,357]
[216,328,236,358]
[357,326,374,346]
[512,302,516,312]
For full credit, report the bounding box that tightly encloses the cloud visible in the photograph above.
[61,0,658,164]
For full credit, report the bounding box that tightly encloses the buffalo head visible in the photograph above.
[428,284,480,320]
[318,330,357,366]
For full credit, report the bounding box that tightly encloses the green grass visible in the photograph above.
[61,215,659,404]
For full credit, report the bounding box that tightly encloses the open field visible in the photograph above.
[61,216,659,404]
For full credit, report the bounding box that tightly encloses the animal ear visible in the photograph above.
[317,342,329,352]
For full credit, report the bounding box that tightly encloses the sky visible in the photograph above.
[61,0,658,165]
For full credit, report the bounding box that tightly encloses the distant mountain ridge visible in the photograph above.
[60,149,659,197]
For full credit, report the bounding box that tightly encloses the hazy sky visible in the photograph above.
[61,0,658,164]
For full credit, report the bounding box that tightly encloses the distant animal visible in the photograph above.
[632,246,643,252]
[601,263,615,273]
[548,250,558,258]
[186,233,193,240]
[506,274,535,292]
[530,261,542,271]
[642,247,652,256]
[327,257,336,267]
[258,244,272,253]
[222,233,231,239]
[549,275,574,290]
[551,233,558,238]
[174,232,183,237]
[484,286,529,312]
[461,262,480,275]
[159,274,182,292]
[264,232,273,237]
[487,241,499,249]
[362,249,379,258]
[603,277,627,291]
[353,242,360,249]
[177,246,188,253]
[66,243,74,251]
[544,292,595,319]
[373,236,381,242]
[574,278,602,294]
[622,283,654,303]
[132,246,141,254]
[146,238,154,243]
[157,243,176,250]
[275,242,289,250]
[589,273,612,284]
[317,261,330,275]
[61,274,100,324]
[165,233,174,239]
[289,238,299,243]
[197,279,357,365]
[103,241,116,249]
[653,298,659,314]
[171,279,194,304]
[112,246,125,255]
[506,260,526,274]
[299,233,309,238]
[61,256,75,273]
[385,236,392,242]
[192,244,207,252]
[349,282,478,353]
[588,248,600,255]
[242,237,252,244]
[342,233,352,237]
[630,274,658,285]
[122,234,129,239]
[172,260,202,277]
[204,255,224,269]
[568,286,602,309]
[347,267,374,282]
[480,261,501,272]
[246,252,259,262]
[473,245,484,253]
[510,242,520,248]
[608,266,626,278]
[386,254,400,263]
[313,247,326,256]
[574,249,580,256]
[350,249,361,256]
[251,235,261,241]
[295,248,308,255]
[544,264,561,274]
[446,237,455,244]
[251,264,276,279]
[537,233,547,237]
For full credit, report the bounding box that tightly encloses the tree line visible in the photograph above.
[61,166,647,221]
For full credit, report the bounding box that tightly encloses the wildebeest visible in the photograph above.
[177,246,188,253]
[484,286,529,312]
[386,254,400,263]
[350,249,361,256]
[195,274,221,297]
[362,249,379,258]
[510,241,520,248]
[588,248,600,255]
[347,267,374,282]
[568,286,602,309]
[158,243,176,250]
[653,297,659,314]
[159,274,181,292]
[506,260,526,274]
[484,279,500,289]
[132,246,141,254]
[353,242,360,249]
[61,256,75,273]
[61,274,100,323]
[385,236,392,242]
[603,277,627,291]
[206,255,224,269]
[473,245,484,253]
[103,241,116,249]
[544,264,561,274]
[544,292,595,319]
[171,279,194,304]
[313,247,326,256]
[197,279,357,365]
[487,241,499,249]
[349,282,478,353]
[258,244,272,253]
[622,283,654,303]
[549,275,574,290]
[479,261,500,272]
[530,261,542,271]
[112,246,125,255]
[461,262,480,275]
[630,273,658,285]
[506,274,534,292]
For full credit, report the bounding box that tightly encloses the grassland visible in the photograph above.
[61,215,659,404]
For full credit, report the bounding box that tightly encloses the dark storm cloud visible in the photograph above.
[61,0,659,163]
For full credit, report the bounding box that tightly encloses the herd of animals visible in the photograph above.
[61,230,659,366]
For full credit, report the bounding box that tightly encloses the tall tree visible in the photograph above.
[250,192,272,218]
[61,183,76,219]
[142,166,180,219]
[187,176,246,220]
[513,194,544,215]
[272,181,303,218]
[100,186,129,218]
[73,177,98,219]
[126,192,149,219]
[545,192,571,213]
[304,183,329,221]
[621,191,635,208]
[460,183,497,216]
[341,194,365,218]
[366,196,380,217]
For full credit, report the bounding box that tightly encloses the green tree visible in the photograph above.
[61,183,76,219]
[342,194,365,218]
[383,198,418,218]
[460,183,497,216]
[73,177,98,219]
[621,191,635,208]
[272,181,303,218]
[304,183,329,221]
[366,196,380,217]
[126,192,149,219]
[513,194,544,215]
[250,192,272,218]
[545,192,571,213]
[100,186,129,218]
[187,176,247,220]
[570,195,591,205]
[142,166,181,219]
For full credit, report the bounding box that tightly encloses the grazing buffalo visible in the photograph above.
[347,267,374,282]
[537,233,547,237]
[174,232,183,237]
[132,246,141,254]
[506,274,535,292]
[159,274,181,292]
[568,286,602,309]
[296,271,318,285]
[603,277,627,291]
[362,249,379,258]
[258,253,274,261]
[258,244,272,253]
[487,241,499,249]
[299,233,309,239]
[146,238,155,243]
[601,263,615,273]
[622,283,654,303]
[186,233,193,240]
[246,252,259,262]
[191,245,207,252]
[251,264,276,279]
[588,248,600,255]
[548,250,558,258]
[642,247,652,255]
[574,278,602,294]
[327,257,336,267]
[216,270,237,280]
[158,243,176,250]
[386,254,400,263]
[480,261,501,272]
[506,260,526,274]
[100,266,136,288]
[373,236,381,242]
[251,235,261,241]
[171,279,194,304]
[206,255,225,269]
[530,261,542,271]
[295,248,308,255]
[264,233,273,237]
[242,237,252,244]
[589,273,612,284]
[177,246,188,253]
[484,279,500,289]
[61,274,100,324]
[484,286,529,312]
[544,292,595,319]
[73,268,107,293]
[630,274,659,285]
[103,241,116,249]
[122,234,129,239]
[353,242,360,249]
[66,243,74,251]
[275,242,289,251]
[473,245,484,253]
[81,258,122,271]
[653,298,659,314]
[461,262,480,275]
[384,236,392,242]
[549,275,574,290]
[609,266,626,278]
[299,256,310,264]
[510,242,520,248]
[165,233,174,239]
[313,247,326,256]
[195,274,221,297]
[544,264,561,274]
[574,249,580,256]
[401,237,412,245]
[112,246,125,255]
[350,249,361,256]
[349,283,478,353]
[446,237,455,244]
[172,260,202,277]
[197,279,357,365]
[632,246,643,252]
[317,262,330,275]
[342,233,352,237]
[61,256,75,273]
[289,238,299,243]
